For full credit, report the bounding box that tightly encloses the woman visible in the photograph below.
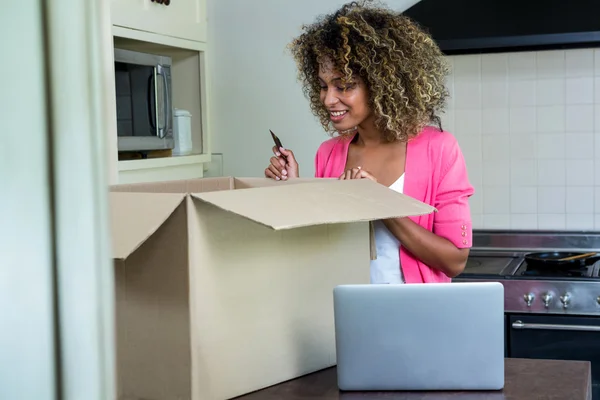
[264,0,474,284]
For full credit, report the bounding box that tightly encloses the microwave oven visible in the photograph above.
[114,48,174,152]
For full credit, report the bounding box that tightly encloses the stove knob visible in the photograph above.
[523,293,535,307]
[559,293,571,308]
[542,292,553,308]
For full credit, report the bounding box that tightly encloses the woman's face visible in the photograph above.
[318,61,373,133]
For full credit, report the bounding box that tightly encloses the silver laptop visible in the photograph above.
[333,282,504,392]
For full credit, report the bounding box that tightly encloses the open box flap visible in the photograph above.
[232,177,326,189]
[109,192,186,260]
[110,177,234,194]
[191,179,435,230]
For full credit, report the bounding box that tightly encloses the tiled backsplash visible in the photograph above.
[443,48,600,231]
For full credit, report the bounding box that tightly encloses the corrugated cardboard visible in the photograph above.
[109,177,435,400]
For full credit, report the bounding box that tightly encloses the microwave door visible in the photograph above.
[113,49,174,152]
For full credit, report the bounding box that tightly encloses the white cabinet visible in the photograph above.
[110,0,207,43]
[107,28,213,185]
[107,0,212,185]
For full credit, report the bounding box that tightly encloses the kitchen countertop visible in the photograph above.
[234,358,592,400]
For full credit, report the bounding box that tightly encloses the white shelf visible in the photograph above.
[117,153,211,184]
[118,153,211,171]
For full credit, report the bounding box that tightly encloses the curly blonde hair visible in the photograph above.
[288,0,450,142]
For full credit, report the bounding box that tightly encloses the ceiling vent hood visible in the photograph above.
[403,0,600,55]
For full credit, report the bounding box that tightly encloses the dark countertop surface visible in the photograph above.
[234,358,591,400]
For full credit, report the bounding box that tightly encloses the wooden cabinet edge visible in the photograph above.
[118,153,212,171]
[112,26,207,49]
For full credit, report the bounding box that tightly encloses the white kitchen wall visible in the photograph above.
[444,49,600,231]
[207,0,420,178]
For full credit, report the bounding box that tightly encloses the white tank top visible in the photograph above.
[370,174,405,284]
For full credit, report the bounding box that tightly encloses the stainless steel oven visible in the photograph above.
[454,230,600,399]
[113,48,173,152]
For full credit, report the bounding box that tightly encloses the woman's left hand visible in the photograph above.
[339,167,377,182]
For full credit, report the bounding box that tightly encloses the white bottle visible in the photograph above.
[173,108,193,156]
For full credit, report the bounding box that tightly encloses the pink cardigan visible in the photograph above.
[314,126,474,283]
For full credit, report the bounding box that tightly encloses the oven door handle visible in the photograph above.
[512,320,600,332]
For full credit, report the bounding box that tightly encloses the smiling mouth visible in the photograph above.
[330,110,348,121]
[330,110,347,116]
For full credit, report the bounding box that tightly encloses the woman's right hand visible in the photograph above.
[265,146,299,180]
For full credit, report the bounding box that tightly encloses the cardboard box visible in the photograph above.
[109,177,435,400]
